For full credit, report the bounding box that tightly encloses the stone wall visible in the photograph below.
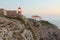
[0,9,5,15]
[0,9,18,17]
[7,10,17,17]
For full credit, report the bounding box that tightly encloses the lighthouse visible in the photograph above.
[18,6,22,14]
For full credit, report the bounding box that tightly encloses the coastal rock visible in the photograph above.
[0,15,60,40]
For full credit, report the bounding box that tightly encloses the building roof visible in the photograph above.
[18,6,21,9]
[32,15,41,18]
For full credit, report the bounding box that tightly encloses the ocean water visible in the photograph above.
[42,17,60,29]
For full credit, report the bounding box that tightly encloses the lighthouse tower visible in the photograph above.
[18,6,22,14]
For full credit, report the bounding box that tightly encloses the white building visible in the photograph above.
[32,15,42,21]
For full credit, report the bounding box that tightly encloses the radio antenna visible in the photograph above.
[17,0,22,14]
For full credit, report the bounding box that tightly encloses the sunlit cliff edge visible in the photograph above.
[0,14,60,40]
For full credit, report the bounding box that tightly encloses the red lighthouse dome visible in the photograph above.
[18,6,22,14]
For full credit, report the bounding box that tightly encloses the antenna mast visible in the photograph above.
[18,0,20,6]
[17,0,22,14]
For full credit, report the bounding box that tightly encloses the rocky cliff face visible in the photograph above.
[0,15,60,40]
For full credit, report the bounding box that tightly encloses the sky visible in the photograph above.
[0,0,60,28]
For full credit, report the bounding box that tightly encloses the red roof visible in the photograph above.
[32,15,40,18]
[18,6,21,9]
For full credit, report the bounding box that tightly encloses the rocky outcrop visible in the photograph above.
[0,15,60,40]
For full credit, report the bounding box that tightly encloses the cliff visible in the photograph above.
[0,15,60,40]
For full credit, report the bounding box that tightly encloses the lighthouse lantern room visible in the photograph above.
[18,6,22,14]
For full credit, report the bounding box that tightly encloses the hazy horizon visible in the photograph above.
[0,0,60,28]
